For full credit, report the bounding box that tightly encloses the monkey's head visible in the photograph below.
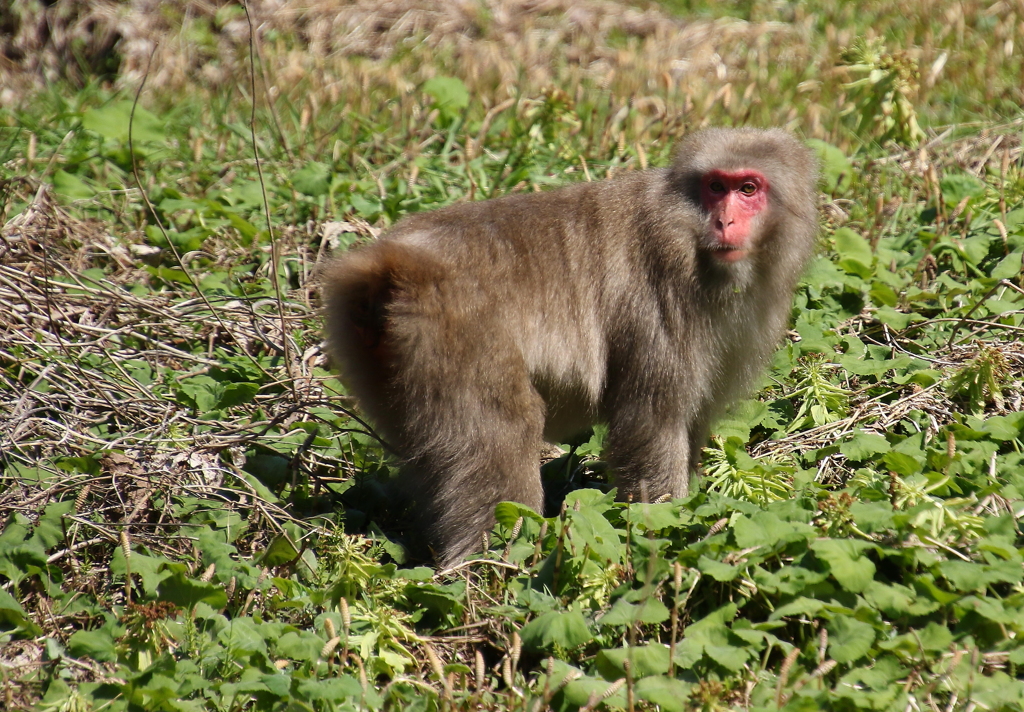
[670,128,818,269]
[698,168,768,263]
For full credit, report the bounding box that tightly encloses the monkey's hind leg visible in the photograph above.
[393,328,547,567]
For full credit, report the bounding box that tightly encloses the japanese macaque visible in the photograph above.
[322,128,819,566]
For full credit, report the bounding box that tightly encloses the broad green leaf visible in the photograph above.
[567,505,621,562]
[704,644,750,672]
[294,676,374,704]
[834,227,873,277]
[519,610,593,652]
[157,573,228,609]
[978,411,1024,441]
[595,644,671,679]
[68,627,118,662]
[811,539,876,592]
[634,676,692,712]
[682,603,737,644]
[82,101,165,143]
[274,631,323,662]
[291,161,331,197]
[218,617,270,656]
[939,172,985,207]
[991,251,1024,279]
[882,450,921,476]
[599,597,670,627]
[847,501,897,532]
[839,654,906,690]
[34,500,75,550]
[869,281,899,307]
[630,502,683,532]
[0,588,40,634]
[807,139,853,193]
[874,305,923,329]
[111,548,173,595]
[841,431,890,460]
[261,535,300,567]
[423,76,469,122]
[697,555,741,581]
[732,511,812,550]
[219,382,259,408]
[493,501,544,527]
[862,581,938,616]
[827,616,875,663]
[562,676,627,709]
[53,170,95,199]
[916,621,953,651]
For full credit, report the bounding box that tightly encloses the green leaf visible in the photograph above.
[732,511,813,550]
[562,676,627,709]
[807,139,853,193]
[219,382,259,408]
[938,560,1021,590]
[519,610,593,652]
[869,281,899,307]
[827,616,875,663]
[423,76,469,121]
[940,172,985,207]
[68,627,118,662]
[634,676,692,712]
[874,305,923,329]
[53,170,96,199]
[494,501,544,527]
[882,450,921,476]
[291,161,331,197]
[600,597,670,627]
[801,255,848,290]
[630,502,684,532]
[0,588,40,634]
[261,535,300,567]
[916,621,953,651]
[295,677,375,704]
[702,644,748,672]
[595,644,671,679]
[862,581,938,616]
[274,631,323,663]
[834,227,873,277]
[567,506,621,562]
[810,539,876,592]
[157,573,228,609]
[978,411,1024,441]
[697,555,741,581]
[841,431,890,460]
[82,101,166,144]
[991,251,1024,280]
[111,548,173,595]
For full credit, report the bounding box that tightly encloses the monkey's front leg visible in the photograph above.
[604,412,694,503]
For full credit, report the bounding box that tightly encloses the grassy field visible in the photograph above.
[2,0,1024,710]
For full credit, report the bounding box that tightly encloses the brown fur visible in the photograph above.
[321,128,819,566]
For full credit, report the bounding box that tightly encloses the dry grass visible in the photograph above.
[3,0,1022,148]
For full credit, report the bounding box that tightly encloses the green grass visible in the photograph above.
[2,1,1024,710]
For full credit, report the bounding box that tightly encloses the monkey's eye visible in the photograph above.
[739,182,758,195]
[708,180,726,193]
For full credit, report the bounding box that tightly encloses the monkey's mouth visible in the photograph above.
[712,247,750,262]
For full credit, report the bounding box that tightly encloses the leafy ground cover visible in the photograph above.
[2,0,1024,710]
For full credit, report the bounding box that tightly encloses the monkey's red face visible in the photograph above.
[699,169,769,262]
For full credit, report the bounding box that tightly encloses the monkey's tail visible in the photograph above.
[320,240,449,436]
